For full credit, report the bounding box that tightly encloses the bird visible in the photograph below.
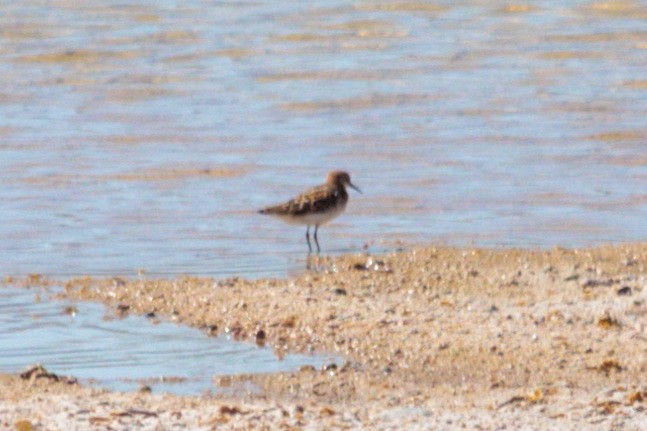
[258,170,361,253]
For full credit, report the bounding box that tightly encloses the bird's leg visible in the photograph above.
[305,225,312,253]
[314,225,321,254]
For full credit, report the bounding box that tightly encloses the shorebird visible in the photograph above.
[258,170,361,253]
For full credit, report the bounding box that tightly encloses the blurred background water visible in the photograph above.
[1,0,645,278]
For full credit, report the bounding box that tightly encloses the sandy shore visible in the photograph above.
[2,243,647,430]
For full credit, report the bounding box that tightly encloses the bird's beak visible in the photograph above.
[349,182,362,194]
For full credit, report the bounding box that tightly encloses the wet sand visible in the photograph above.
[2,243,647,430]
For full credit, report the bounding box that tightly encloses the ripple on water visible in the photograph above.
[0,0,645,278]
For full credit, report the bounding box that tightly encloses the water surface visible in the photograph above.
[0,0,645,278]
[0,287,336,395]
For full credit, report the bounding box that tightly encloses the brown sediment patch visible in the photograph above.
[586,130,647,142]
[258,67,425,83]
[101,134,242,146]
[0,126,14,136]
[498,5,538,13]
[322,20,409,38]
[279,93,436,112]
[214,48,262,59]
[526,192,580,204]
[272,30,405,44]
[546,30,647,43]
[19,166,251,186]
[103,87,186,102]
[104,30,201,46]
[0,24,68,41]
[274,41,392,55]
[582,194,647,210]
[602,155,647,167]
[354,2,448,13]
[537,51,602,60]
[34,71,194,89]
[4,243,647,429]
[134,14,160,23]
[104,167,251,181]
[16,50,141,64]
[162,48,262,62]
[623,80,647,90]
[585,1,647,19]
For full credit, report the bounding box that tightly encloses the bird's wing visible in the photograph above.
[261,185,340,216]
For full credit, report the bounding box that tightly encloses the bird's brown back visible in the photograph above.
[260,183,347,217]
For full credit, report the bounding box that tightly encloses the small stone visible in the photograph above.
[581,278,613,288]
[295,405,305,414]
[334,288,347,296]
[255,329,266,346]
[116,304,130,312]
[63,305,77,316]
[219,405,242,415]
[322,363,337,372]
[205,325,218,336]
[617,286,632,296]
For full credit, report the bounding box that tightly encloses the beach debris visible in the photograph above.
[589,359,623,376]
[322,363,338,372]
[281,315,297,328]
[14,420,33,431]
[353,258,393,273]
[20,364,77,385]
[617,286,632,296]
[226,322,244,338]
[219,405,243,415]
[88,417,110,426]
[204,324,218,336]
[110,409,158,418]
[62,305,77,316]
[581,278,614,288]
[597,314,619,329]
[320,406,335,416]
[111,277,126,287]
[497,389,544,409]
[627,391,647,404]
[628,391,646,404]
[116,303,130,314]
[596,400,622,415]
[255,329,266,346]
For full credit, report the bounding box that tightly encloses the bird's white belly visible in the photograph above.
[279,203,346,226]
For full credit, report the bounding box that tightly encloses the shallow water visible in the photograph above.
[0,0,645,278]
[0,287,335,395]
